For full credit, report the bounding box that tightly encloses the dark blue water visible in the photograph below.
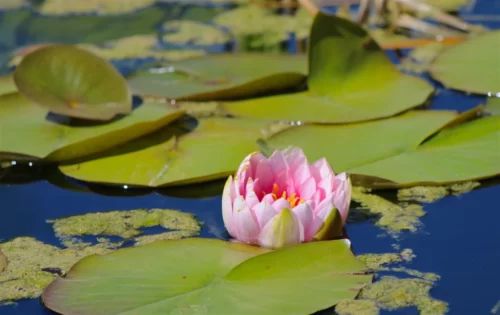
[1,1,499,314]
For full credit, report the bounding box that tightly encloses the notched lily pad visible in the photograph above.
[127,54,307,101]
[0,93,185,162]
[13,44,132,121]
[430,31,500,95]
[222,13,434,123]
[42,239,372,315]
[59,117,269,187]
[265,109,500,187]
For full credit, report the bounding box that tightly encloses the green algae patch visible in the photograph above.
[390,268,440,282]
[358,249,415,270]
[352,187,425,233]
[134,230,199,247]
[49,208,201,240]
[0,250,6,274]
[0,237,118,303]
[398,181,480,203]
[358,276,448,315]
[335,299,379,315]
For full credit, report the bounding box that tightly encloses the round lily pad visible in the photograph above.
[0,93,184,162]
[13,44,132,121]
[42,238,371,315]
[429,31,500,95]
[127,54,307,101]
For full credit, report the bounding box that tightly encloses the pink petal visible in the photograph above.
[311,190,322,206]
[299,176,317,200]
[233,196,259,244]
[282,146,307,171]
[314,194,335,219]
[253,201,277,228]
[292,163,312,187]
[272,198,291,213]
[311,158,335,180]
[222,176,237,237]
[258,208,303,249]
[249,152,267,174]
[309,215,326,238]
[269,150,289,179]
[292,203,315,241]
[262,193,275,204]
[333,173,351,224]
[245,178,260,210]
[254,158,274,195]
[235,153,254,196]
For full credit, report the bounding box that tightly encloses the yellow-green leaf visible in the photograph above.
[222,13,433,123]
[42,238,371,315]
[0,93,184,162]
[14,45,131,121]
[59,118,269,187]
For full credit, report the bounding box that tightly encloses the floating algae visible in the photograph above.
[38,0,157,15]
[0,237,119,303]
[0,250,6,274]
[390,268,441,282]
[398,181,481,203]
[358,249,415,270]
[335,299,379,315]
[358,276,448,315]
[352,187,425,232]
[163,20,229,45]
[49,208,201,240]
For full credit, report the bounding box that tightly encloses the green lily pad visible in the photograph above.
[265,109,500,187]
[0,75,16,97]
[221,13,434,123]
[59,118,268,187]
[42,238,371,315]
[485,97,500,116]
[126,54,307,101]
[0,93,184,162]
[13,45,132,121]
[429,31,500,95]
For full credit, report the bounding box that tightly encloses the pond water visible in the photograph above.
[0,1,499,315]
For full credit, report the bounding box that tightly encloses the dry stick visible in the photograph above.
[252,0,360,8]
[357,0,372,24]
[297,0,467,49]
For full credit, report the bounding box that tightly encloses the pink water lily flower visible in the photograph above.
[222,147,352,249]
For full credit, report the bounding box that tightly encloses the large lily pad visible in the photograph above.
[14,45,131,121]
[42,238,371,315]
[265,109,500,187]
[59,118,268,186]
[221,13,434,123]
[0,93,184,162]
[429,31,500,95]
[0,75,16,96]
[127,54,307,101]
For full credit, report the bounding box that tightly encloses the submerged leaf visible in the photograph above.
[60,118,268,186]
[266,109,500,187]
[42,239,371,315]
[14,45,131,121]
[127,54,307,101]
[0,93,184,161]
[429,31,500,95]
[222,13,433,123]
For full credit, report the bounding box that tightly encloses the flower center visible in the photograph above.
[264,183,305,208]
